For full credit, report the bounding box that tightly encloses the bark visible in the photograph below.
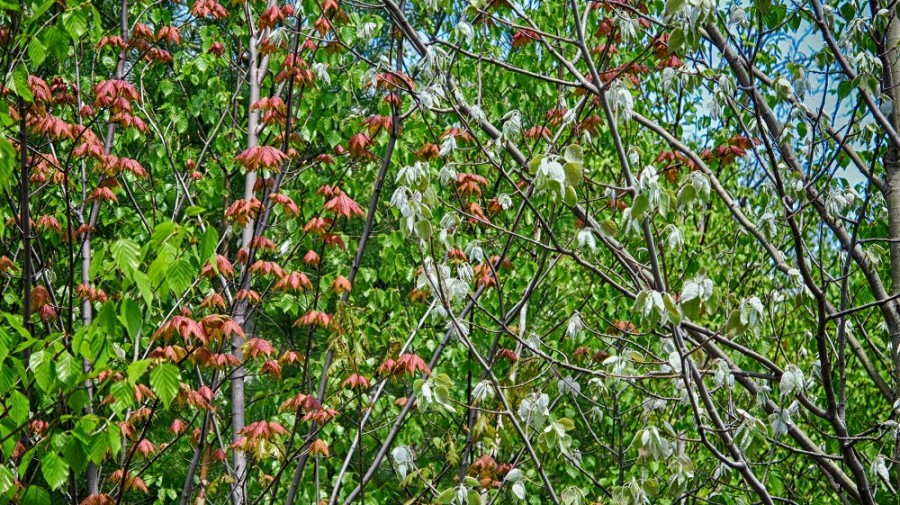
[230,33,261,505]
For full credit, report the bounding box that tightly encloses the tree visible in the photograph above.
[0,0,898,503]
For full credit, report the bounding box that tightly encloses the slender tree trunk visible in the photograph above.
[230,22,262,505]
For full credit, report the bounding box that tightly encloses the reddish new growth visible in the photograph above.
[75,283,109,303]
[201,255,236,278]
[279,392,321,413]
[497,348,518,363]
[303,250,320,265]
[441,126,474,143]
[511,29,540,48]
[0,256,17,273]
[274,271,313,293]
[303,216,332,234]
[374,71,415,92]
[456,173,489,198]
[323,187,365,218]
[700,135,759,166]
[225,198,262,225]
[200,293,227,311]
[342,373,371,390]
[209,41,226,56]
[232,421,289,452]
[191,0,228,18]
[321,232,346,250]
[251,235,276,251]
[87,187,118,204]
[331,275,352,294]
[309,439,330,456]
[81,493,116,505]
[257,5,285,29]
[252,96,287,125]
[469,454,502,488]
[234,145,287,172]
[149,345,186,362]
[250,260,285,278]
[362,114,395,136]
[242,337,275,359]
[384,353,431,377]
[154,316,207,343]
[275,53,315,86]
[93,79,147,132]
[199,314,246,342]
[347,133,373,158]
[108,469,149,493]
[416,142,440,160]
[279,350,305,365]
[465,202,490,225]
[524,125,552,140]
[260,360,282,378]
[233,289,262,303]
[35,215,61,233]
[294,310,333,328]
[156,26,182,44]
[302,406,339,424]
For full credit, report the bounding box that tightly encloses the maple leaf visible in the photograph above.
[274,271,313,293]
[303,250,321,265]
[270,193,300,216]
[331,275,352,294]
[199,292,227,311]
[309,439,330,457]
[321,232,346,250]
[191,0,228,18]
[294,310,333,328]
[260,359,282,378]
[135,439,157,457]
[250,260,285,278]
[170,418,188,435]
[347,133,372,157]
[156,26,182,44]
[456,173,489,198]
[234,145,287,172]
[242,337,275,359]
[341,374,371,390]
[393,353,431,376]
[87,186,118,203]
[279,350,305,365]
[303,216,331,234]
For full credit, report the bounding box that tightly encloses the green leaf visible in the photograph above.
[631,193,649,217]
[120,299,142,340]
[55,351,81,384]
[40,452,69,491]
[563,144,583,165]
[663,294,682,325]
[133,270,153,308]
[199,226,219,263]
[28,38,47,68]
[415,219,433,240]
[0,136,15,191]
[8,64,33,102]
[110,239,142,277]
[167,259,195,294]
[0,465,14,495]
[9,390,29,425]
[62,7,88,39]
[436,488,456,504]
[127,359,151,384]
[150,363,181,408]
[20,485,49,505]
[563,185,577,207]
[563,162,582,186]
